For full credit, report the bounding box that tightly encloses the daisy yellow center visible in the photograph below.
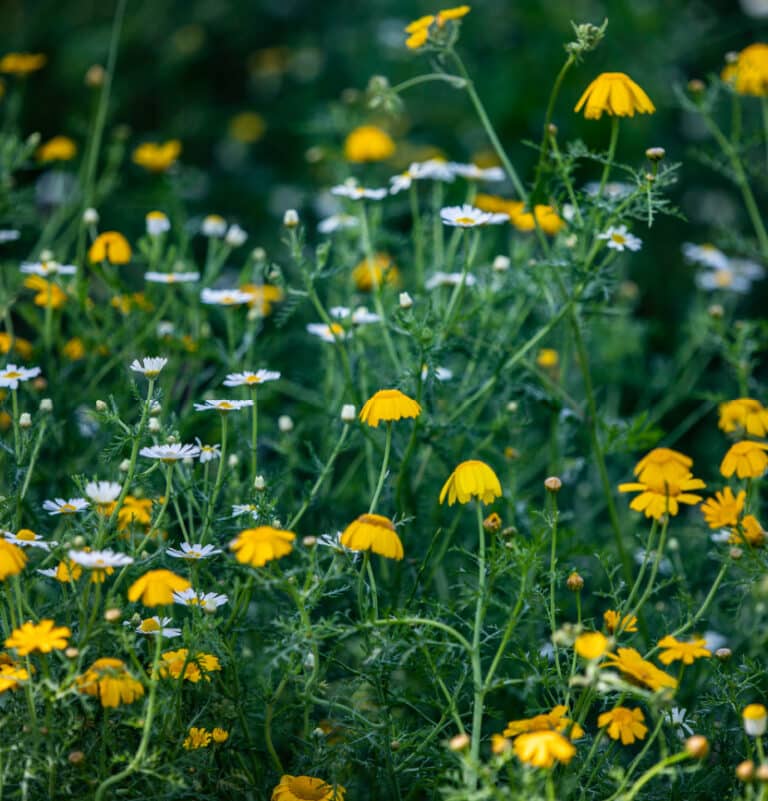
[715,271,732,287]
[189,550,202,558]
[4,371,22,379]
[145,369,161,377]
[95,559,105,566]
[217,401,234,409]
[286,777,331,800]
[60,504,76,512]
[188,597,201,605]
[222,295,236,304]
[455,216,476,224]
[611,233,627,244]
[139,619,160,632]
[328,324,344,336]
[245,375,261,384]
[16,531,35,541]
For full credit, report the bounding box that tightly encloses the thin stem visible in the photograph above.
[598,117,620,198]
[468,502,488,788]
[369,422,393,514]
[250,387,259,482]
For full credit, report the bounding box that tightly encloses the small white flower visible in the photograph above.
[584,181,633,199]
[695,269,750,293]
[129,357,168,378]
[140,443,201,462]
[145,271,200,284]
[225,224,248,247]
[710,529,732,544]
[318,213,358,233]
[306,322,348,342]
[278,415,294,432]
[157,321,175,337]
[20,260,76,276]
[492,255,510,272]
[412,159,456,182]
[19,412,31,428]
[664,707,694,739]
[84,481,122,504]
[449,162,506,182]
[331,181,387,201]
[166,542,222,560]
[145,211,170,236]
[682,242,730,270]
[425,271,478,289]
[597,225,642,252]
[351,306,381,325]
[0,229,20,243]
[704,630,727,651]
[399,291,413,309]
[232,503,259,519]
[0,364,41,390]
[134,616,181,637]
[317,531,358,558]
[3,530,53,550]
[330,306,350,319]
[43,497,89,515]
[283,209,300,227]
[172,588,229,611]
[441,204,507,227]
[201,214,227,237]
[341,404,356,422]
[388,170,413,195]
[193,399,254,412]
[68,549,134,568]
[195,440,221,463]
[223,369,281,387]
[200,288,252,306]
[82,208,99,225]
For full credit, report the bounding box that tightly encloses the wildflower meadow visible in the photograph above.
[2,1,768,798]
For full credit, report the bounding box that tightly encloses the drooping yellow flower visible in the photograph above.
[0,332,33,360]
[212,727,229,743]
[183,727,212,750]
[132,140,182,172]
[0,53,46,75]
[731,43,768,97]
[618,453,705,519]
[5,620,71,656]
[439,460,502,505]
[657,636,711,666]
[720,440,768,479]
[340,513,404,560]
[511,204,565,235]
[0,662,29,694]
[359,389,421,428]
[271,775,346,801]
[598,706,648,745]
[229,111,266,143]
[89,231,132,265]
[602,647,677,692]
[158,648,221,683]
[230,526,296,567]
[732,514,766,547]
[743,704,768,737]
[503,705,584,741]
[632,448,693,486]
[127,569,191,607]
[574,631,609,660]
[513,730,576,769]
[718,398,768,438]
[574,72,655,120]
[352,253,400,291]
[344,125,396,163]
[0,539,27,581]
[603,610,638,635]
[76,658,144,707]
[701,487,746,529]
[37,136,77,162]
[23,276,67,309]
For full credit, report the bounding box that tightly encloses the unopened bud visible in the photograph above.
[104,608,121,622]
[448,733,471,751]
[544,476,562,493]
[708,303,724,319]
[39,398,53,413]
[227,454,239,468]
[283,209,299,228]
[302,536,317,547]
[119,459,130,472]
[18,412,31,428]
[483,513,502,534]
[390,740,401,752]
[65,647,79,659]
[493,255,510,272]
[737,761,755,782]
[685,735,709,759]
[688,78,705,94]
[252,247,267,262]
[85,64,105,87]
[546,123,558,136]
[399,291,413,309]
[715,647,732,661]
[72,535,85,547]
[95,400,107,412]
[83,207,99,225]
[254,475,266,491]
[646,147,665,162]
[341,404,356,422]
[149,401,162,416]
[148,417,161,433]
[645,172,656,183]
[566,572,584,592]
[756,764,768,782]
[68,750,85,765]
[730,546,743,560]
[278,415,294,433]
[725,51,739,64]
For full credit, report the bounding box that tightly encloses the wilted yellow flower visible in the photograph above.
[718,398,768,438]
[344,125,395,163]
[513,730,575,769]
[23,276,67,309]
[76,657,144,707]
[603,610,637,634]
[0,539,27,581]
[732,514,766,547]
[5,619,70,656]
[340,513,404,560]
[37,135,77,162]
[230,526,296,567]
[272,775,346,801]
[89,231,132,265]
[359,389,421,428]
[701,487,745,529]
[602,647,677,692]
[127,569,191,606]
[132,140,181,172]
[212,727,229,743]
[439,460,502,505]
[574,631,608,660]
[0,53,46,75]
[657,635,711,666]
[229,111,266,143]
[352,253,400,291]
[0,662,29,694]
[720,440,768,479]
[598,706,647,745]
[632,447,693,486]
[511,204,565,235]
[574,72,655,120]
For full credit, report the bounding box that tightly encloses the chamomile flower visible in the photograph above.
[20,260,76,276]
[68,549,134,568]
[412,159,456,182]
[193,399,254,412]
[389,170,414,194]
[172,589,229,611]
[330,182,387,200]
[196,441,221,463]
[145,211,170,236]
[584,181,634,199]
[449,162,505,181]
[140,443,201,462]
[201,214,227,237]
[664,707,695,739]
[682,243,730,271]
[421,364,453,381]
[425,271,478,289]
[0,230,20,243]
[3,529,52,550]
[307,322,348,342]
[440,204,498,227]
[317,213,358,233]
[166,543,222,560]
[133,616,181,637]
[129,357,168,378]
[84,481,122,504]
[223,370,281,387]
[43,497,89,515]
[144,271,200,284]
[225,224,248,247]
[598,225,642,252]
[200,288,252,306]
[0,364,41,389]
[232,504,259,519]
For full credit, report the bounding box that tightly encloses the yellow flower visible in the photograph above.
[212,727,229,743]
[132,140,182,172]
[0,539,27,580]
[718,398,768,438]
[743,704,768,737]
[731,43,768,97]
[0,53,46,75]
[439,460,502,505]
[503,705,584,741]
[183,727,212,750]
[229,111,266,143]
[720,440,768,479]
[598,706,648,745]
[491,733,512,754]
[23,275,67,309]
[76,657,144,707]
[89,231,132,265]
[0,332,33,360]
[536,348,559,368]
[5,619,71,656]
[230,526,296,567]
[701,487,746,529]
[513,730,576,769]
[127,569,191,606]
[352,253,400,291]
[632,447,693,486]
[657,635,711,666]
[158,648,221,683]
[574,631,609,660]
[271,775,346,801]
[340,513,404,560]
[475,194,521,216]
[511,204,565,235]
[732,514,766,547]
[359,389,421,428]
[0,662,29,694]
[436,5,471,24]
[574,72,655,120]
[602,647,677,692]
[405,15,435,49]
[62,337,85,361]
[344,125,395,163]
[240,283,284,315]
[50,558,83,583]
[618,457,705,520]
[603,610,637,634]
[117,496,154,530]
[37,136,77,162]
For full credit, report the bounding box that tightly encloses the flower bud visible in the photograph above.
[390,740,401,752]
[708,303,724,319]
[737,760,755,782]
[278,415,294,433]
[685,735,709,759]
[302,536,317,547]
[566,572,584,592]
[68,750,85,765]
[72,535,85,548]
[399,291,413,309]
[104,608,121,622]
[283,209,299,228]
[85,64,105,87]
[448,733,471,751]
[149,401,162,416]
[65,647,79,659]
[730,546,744,560]
[483,513,502,534]
[148,417,161,433]
[756,764,768,783]
[687,78,705,94]
[715,647,732,661]
[225,224,247,247]
[19,412,31,428]
[341,404,356,422]
[95,400,107,412]
[254,475,266,491]
[83,207,99,225]
[743,704,767,737]
[119,459,130,472]
[227,454,239,468]
[39,398,53,413]
[544,476,562,493]
[492,255,510,272]
[646,147,666,162]
[506,401,518,413]
[252,247,267,262]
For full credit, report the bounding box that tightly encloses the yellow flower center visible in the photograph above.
[715,271,732,287]
[455,216,476,225]
[139,618,160,632]
[60,503,76,513]
[4,371,22,379]
[245,375,261,384]
[217,401,234,410]
[16,530,35,541]
[611,233,626,244]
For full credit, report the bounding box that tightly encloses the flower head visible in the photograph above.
[598,225,642,252]
[172,589,229,611]
[720,440,768,479]
[604,610,638,635]
[0,364,41,390]
[134,616,181,637]
[0,662,30,694]
[158,648,221,682]
[140,444,201,462]
[503,705,583,741]
[145,270,200,284]
[20,260,76,277]
[201,214,227,237]
[344,125,395,162]
[440,203,505,227]
[510,204,565,235]
[166,542,222,560]
[68,548,134,571]
[0,539,27,580]
[602,647,677,692]
[5,620,70,656]
[359,389,421,428]
[76,658,144,707]
[701,487,746,529]
[193,399,254,413]
[85,481,122,505]
[23,276,67,308]
[200,288,252,306]
[598,706,648,745]
[513,730,576,769]
[130,357,167,378]
[0,53,46,75]
[331,182,388,201]
[42,497,89,515]
[3,529,50,550]
[230,527,296,567]
[731,43,768,96]
[271,775,346,801]
[439,460,502,505]
[145,210,171,236]
[183,727,212,750]
[223,369,281,387]
[743,704,768,737]
[352,253,400,291]
[132,140,181,172]
[657,635,711,666]
[574,631,609,660]
[127,569,192,607]
[37,136,77,163]
[340,514,404,560]
[89,231,132,265]
[574,72,655,119]
[718,398,768,438]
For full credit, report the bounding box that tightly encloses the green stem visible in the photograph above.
[369,422,392,514]
[250,387,258,482]
[203,412,229,537]
[468,503,488,789]
[598,117,620,198]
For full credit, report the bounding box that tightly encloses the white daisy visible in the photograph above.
[682,242,730,271]
[306,322,348,342]
[0,364,41,390]
[84,481,122,504]
[129,357,168,378]
[449,163,505,182]
[388,171,414,195]
[223,369,281,387]
[440,204,498,228]
[201,214,227,237]
[145,211,170,236]
[195,440,221,463]
[425,271,478,289]
[144,271,200,284]
[172,588,229,611]
[232,503,259,519]
[225,224,248,247]
[704,631,727,651]
[166,542,222,560]
[43,497,89,515]
[3,530,53,550]
[20,260,76,276]
[193,399,254,412]
[140,443,201,462]
[133,616,182,637]
[597,225,642,252]
[200,288,252,306]
[329,306,351,319]
[664,707,694,739]
[331,182,387,201]
[695,269,751,293]
[351,307,381,325]
[584,181,634,199]
[412,159,456,182]
[318,213,359,233]
[68,549,134,568]
[157,321,175,337]
[0,230,20,243]
[316,531,359,560]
